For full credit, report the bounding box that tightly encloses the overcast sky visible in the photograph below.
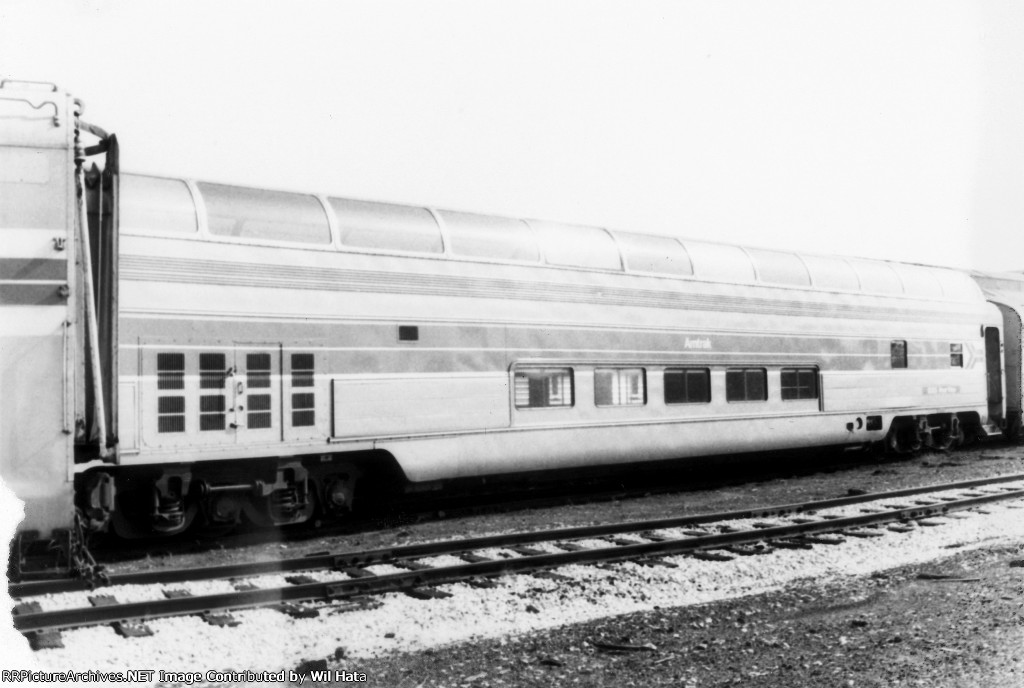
[3,0,1024,272]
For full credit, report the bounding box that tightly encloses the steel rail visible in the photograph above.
[11,471,1024,598]
[13,483,1024,634]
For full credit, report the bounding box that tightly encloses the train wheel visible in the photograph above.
[110,487,196,538]
[885,421,923,455]
[930,417,963,452]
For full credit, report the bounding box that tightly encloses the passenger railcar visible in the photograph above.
[0,82,1011,547]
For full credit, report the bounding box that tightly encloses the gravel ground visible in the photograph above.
[2,445,1024,685]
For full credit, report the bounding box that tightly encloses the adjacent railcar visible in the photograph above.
[0,82,1009,544]
[1,83,81,542]
[971,270,1024,438]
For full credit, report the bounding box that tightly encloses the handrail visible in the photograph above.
[0,79,58,91]
[0,95,59,126]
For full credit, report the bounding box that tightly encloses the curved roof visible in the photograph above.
[119,172,983,303]
[972,270,1024,293]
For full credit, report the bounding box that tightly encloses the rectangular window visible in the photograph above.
[247,393,273,429]
[291,353,314,387]
[291,353,315,427]
[199,353,226,389]
[157,353,185,433]
[199,395,226,431]
[199,352,227,431]
[157,396,186,433]
[664,368,711,404]
[725,368,767,402]
[594,368,646,407]
[514,368,574,408]
[157,353,185,390]
[247,353,272,388]
[950,343,963,368]
[780,368,819,400]
[292,393,315,427]
[247,353,273,429]
[891,340,907,369]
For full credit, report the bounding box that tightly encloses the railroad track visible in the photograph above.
[12,472,1024,648]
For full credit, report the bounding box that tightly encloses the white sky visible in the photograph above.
[2,0,1024,271]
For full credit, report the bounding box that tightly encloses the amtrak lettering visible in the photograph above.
[684,337,712,350]
[922,386,961,395]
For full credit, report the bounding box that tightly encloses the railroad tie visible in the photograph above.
[639,531,670,541]
[508,545,547,557]
[274,603,320,619]
[531,570,573,582]
[392,560,433,571]
[691,550,736,562]
[26,630,63,650]
[771,539,814,550]
[792,534,845,545]
[113,620,153,638]
[404,587,453,600]
[343,567,376,578]
[637,557,679,568]
[606,537,644,547]
[89,595,119,606]
[723,543,772,556]
[842,528,885,538]
[202,612,240,627]
[887,524,916,533]
[13,601,43,616]
[466,577,499,589]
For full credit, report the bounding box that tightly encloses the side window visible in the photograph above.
[246,353,273,429]
[200,183,332,244]
[594,368,646,407]
[157,353,186,433]
[950,343,963,368]
[199,353,227,430]
[331,198,443,254]
[120,174,198,235]
[514,368,574,408]
[780,368,819,400]
[664,368,711,404]
[291,353,315,427]
[891,340,908,369]
[725,368,767,402]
